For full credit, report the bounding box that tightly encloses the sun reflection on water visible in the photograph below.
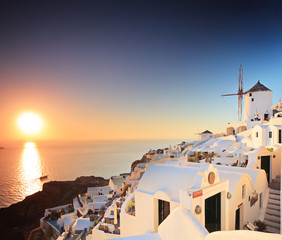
[20,142,43,196]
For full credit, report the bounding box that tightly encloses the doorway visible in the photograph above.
[158,199,170,225]
[235,208,240,230]
[261,156,271,182]
[205,192,221,232]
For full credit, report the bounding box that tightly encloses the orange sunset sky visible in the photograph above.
[0,70,229,141]
[1,1,282,141]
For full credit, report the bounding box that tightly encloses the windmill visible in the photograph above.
[221,64,244,121]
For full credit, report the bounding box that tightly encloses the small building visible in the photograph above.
[251,124,282,148]
[246,146,281,183]
[200,130,213,140]
[109,176,127,195]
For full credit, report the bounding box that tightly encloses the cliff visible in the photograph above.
[0,176,108,240]
[130,154,151,172]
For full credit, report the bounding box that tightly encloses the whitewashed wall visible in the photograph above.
[244,91,272,122]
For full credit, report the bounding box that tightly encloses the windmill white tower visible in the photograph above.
[243,80,272,122]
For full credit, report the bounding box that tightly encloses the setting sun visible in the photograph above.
[18,113,43,135]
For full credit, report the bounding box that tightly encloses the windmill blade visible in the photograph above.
[221,93,239,96]
[238,95,243,121]
[241,67,243,92]
[221,64,244,121]
[270,105,278,110]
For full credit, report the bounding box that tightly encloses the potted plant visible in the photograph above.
[128,202,135,215]
[254,220,266,232]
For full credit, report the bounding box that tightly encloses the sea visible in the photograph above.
[0,139,186,208]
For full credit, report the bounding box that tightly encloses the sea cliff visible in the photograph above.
[0,176,108,239]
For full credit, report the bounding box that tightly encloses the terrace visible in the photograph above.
[43,204,75,233]
[92,197,126,238]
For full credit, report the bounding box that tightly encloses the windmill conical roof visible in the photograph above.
[245,80,271,93]
[202,130,213,134]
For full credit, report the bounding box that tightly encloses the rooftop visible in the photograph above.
[110,176,125,188]
[245,80,271,93]
[202,130,213,134]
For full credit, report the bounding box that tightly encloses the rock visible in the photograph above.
[131,154,151,172]
[75,176,109,185]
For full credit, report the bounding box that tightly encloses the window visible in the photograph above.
[279,130,282,144]
[158,200,170,225]
[249,93,252,97]
[259,193,263,209]
[256,132,259,138]
[269,132,272,138]
[252,98,254,102]
[242,184,246,199]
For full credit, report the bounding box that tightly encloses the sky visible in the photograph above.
[0,0,282,141]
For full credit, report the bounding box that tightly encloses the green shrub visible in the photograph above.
[60,208,65,215]
[68,205,74,213]
[188,157,196,162]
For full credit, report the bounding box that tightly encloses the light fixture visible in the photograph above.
[227,192,232,199]
[195,205,202,215]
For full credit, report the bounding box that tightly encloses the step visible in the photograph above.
[264,219,281,229]
[265,214,281,223]
[268,198,281,206]
[267,204,280,211]
[269,194,281,201]
[266,207,281,217]
[266,225,280,234]
[269,188,281,195]
[272,179,281,183]
[269,189,281,195]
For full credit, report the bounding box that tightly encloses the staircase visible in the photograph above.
[265,176,280,234]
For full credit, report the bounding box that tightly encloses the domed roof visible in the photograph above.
[245,81,271,93]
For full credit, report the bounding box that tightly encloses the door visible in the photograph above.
[158,199,170,225]
[279,130,282,144]
[261,156,271,182]
[235,208,240,230]
[205,192,221,232]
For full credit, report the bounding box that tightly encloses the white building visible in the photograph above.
[118,163,269,240]
[200,130,214,140]
[109,176,127,195]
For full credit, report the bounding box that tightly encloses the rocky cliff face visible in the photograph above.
[130,154,151,172]
[0,176,108,240]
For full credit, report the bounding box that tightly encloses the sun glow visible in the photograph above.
[18,112,43,135]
